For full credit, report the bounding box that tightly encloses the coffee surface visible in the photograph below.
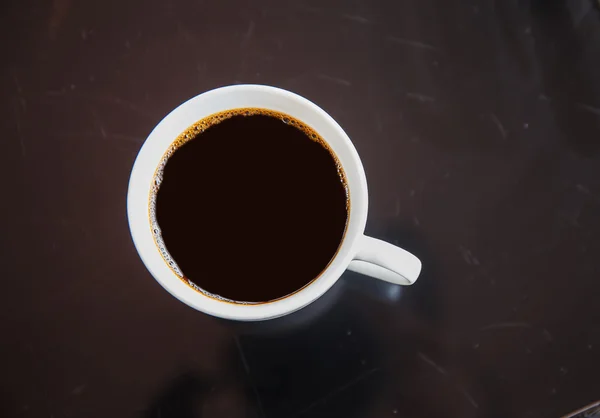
[153,109,348,302]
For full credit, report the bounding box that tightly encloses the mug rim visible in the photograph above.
[127,84,368,320]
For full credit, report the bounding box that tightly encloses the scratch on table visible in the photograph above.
[576,184,600,203]
[12,72,23,94]
[457,385,479,409]
[91,109,107,139]
[297,4,322,14]
[373,112,383,132]
[490,113,507,139]
[71,384,86,396]
[291,368,380,418]
[557,208,581,228]
[577,103,600,116]
[234,337,265,417]
[48,0,72,39]
[234,337,250,374]
[99,95,146,113]
[12,72,27,111]
[387,36,438,51]
[317,74,351,87]
[417,352,447,375]
[13,105,26,157]
[406,92,435,103]
[417,352,478,409]
[176,23,195,44]
[241,21,255,46]
[342,14,371,24]
[542,328,554,342]
[459,245,480,266]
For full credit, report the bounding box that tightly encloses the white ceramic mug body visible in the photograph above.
[127,85,421,321]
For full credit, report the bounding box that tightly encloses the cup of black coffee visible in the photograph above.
[128,85,421,320]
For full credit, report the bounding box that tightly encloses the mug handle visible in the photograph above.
[347,235,422,285]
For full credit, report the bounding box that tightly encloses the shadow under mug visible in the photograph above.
[127,85,422,321]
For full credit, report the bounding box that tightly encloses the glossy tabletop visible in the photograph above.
[1,0,600,417]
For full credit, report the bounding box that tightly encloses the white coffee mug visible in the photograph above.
[127,85,421,321]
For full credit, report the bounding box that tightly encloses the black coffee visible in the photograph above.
[152,109,348,302]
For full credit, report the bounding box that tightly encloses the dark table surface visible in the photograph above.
[2,0,600,417]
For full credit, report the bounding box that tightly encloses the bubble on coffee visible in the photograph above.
[149,107,349,303]
[149,161,183,278]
